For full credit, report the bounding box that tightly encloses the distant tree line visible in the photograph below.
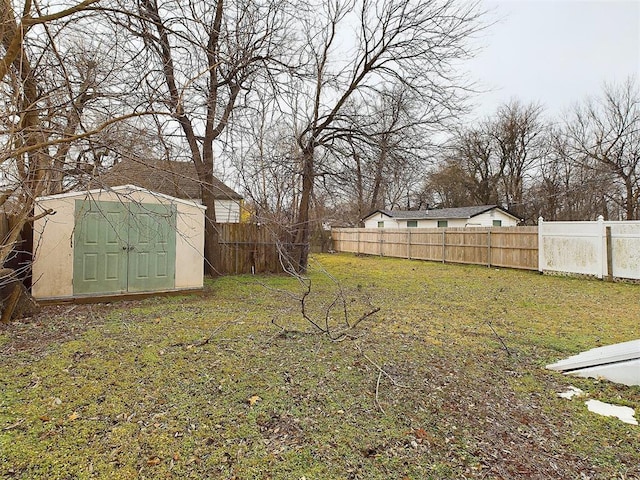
[237,77,639,231]
[421,79,640,224]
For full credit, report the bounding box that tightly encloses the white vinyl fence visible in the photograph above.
[538,216,640,280]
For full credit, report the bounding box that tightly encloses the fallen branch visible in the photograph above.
[487,321,511,357]
[374,370,385,415]
[355,343,408,388]
[351,307,381,329]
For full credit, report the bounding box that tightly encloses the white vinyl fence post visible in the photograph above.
[597,215,605,279]
[537,217,544,273]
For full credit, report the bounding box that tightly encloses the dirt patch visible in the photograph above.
[257,412,305,453]
[0,303,112,357]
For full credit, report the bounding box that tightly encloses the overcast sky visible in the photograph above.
[463,0,640,122]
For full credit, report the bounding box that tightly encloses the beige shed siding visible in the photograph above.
[174,201,205,289]
[32,197,75,299]
[32,187,205,300]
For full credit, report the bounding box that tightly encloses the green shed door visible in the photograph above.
[127,204,176,292]
[73,200,176,295]
[73,200,128,295]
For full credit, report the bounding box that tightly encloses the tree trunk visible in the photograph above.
[198,166,220,276]
[625,177,635,220]
[292,147,314,273]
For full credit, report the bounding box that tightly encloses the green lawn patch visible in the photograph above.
[1,254,639,479]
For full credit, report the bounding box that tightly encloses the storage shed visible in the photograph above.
[32,185,206,301]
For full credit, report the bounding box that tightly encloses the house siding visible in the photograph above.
[215,199,241,223]
[465,210,518,227]
[364,213,399,228]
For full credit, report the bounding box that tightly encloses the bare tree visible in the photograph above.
[424,100,544,223]
[0,0,117,269]
[328,86,438,222]
[566,78,640,220]
[285,0,484,272]
[436,123,502,206]
[107,0,290,274]
[490,100,545,221]
[420,161,474,208]
[530,127,612,221]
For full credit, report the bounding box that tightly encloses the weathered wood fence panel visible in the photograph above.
[331,227,539,270]
[216,223,287,275]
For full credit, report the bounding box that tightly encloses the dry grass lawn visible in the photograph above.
[1,253,639,479]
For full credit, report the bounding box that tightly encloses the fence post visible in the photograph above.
[537,217,544,273]
[605,225,613,282]
[407,230,411,260]
[442,230,446,264]
[235,238,238,274]
[487,230,491,267]
[597,215,605,279]
[357,229,360,255]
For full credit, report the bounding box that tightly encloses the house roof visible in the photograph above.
[365,205,520,221]
[94,159,243,201]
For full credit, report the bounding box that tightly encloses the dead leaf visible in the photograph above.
[147,456,162,466]
[39,415,50,422]
[67,412,80,421]
[247,395,261,406]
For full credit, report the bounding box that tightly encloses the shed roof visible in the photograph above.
[36,184,206,210]
[94,159,243,202]
[365,205,520,221]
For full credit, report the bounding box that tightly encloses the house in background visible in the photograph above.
[96,159,244,223]
[363,205,520,229]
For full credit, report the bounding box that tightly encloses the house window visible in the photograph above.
[437,220,448,228]
[407,220,418,228]
[493,220,502,227]
[377,221,384,228]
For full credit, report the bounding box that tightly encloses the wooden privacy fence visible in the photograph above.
[331,227,539,270]
[215,223,288,275]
